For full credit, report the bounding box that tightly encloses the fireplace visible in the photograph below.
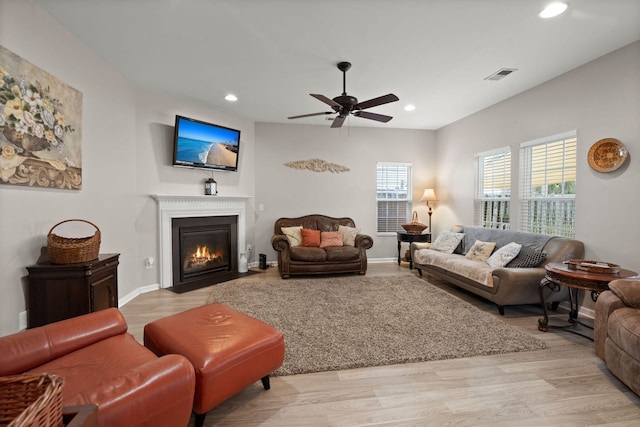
[172,216,237,288]
[153,195,249,289]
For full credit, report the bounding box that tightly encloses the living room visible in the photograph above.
[1,1,640,423]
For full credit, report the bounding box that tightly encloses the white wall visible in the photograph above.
[436,41,640,307]
[254,123,436,261]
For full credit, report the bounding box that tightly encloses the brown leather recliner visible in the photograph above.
[595,279,640,396]
[0,308,196,427]
[271,214,373,279]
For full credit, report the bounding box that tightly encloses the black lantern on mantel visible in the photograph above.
[204,177,217,196]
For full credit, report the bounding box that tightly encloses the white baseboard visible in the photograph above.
[119,283,160,307]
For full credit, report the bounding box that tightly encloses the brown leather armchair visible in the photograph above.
[0,308,195,427]
[271,214,373,279]
[595,279,640,396]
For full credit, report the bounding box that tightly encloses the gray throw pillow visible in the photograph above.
[506,246,547,268]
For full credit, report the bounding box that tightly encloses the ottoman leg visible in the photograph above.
[261,375,271,390]
[195,412,206,427]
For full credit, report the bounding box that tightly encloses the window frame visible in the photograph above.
[519,130,577,238]
[474,146,512,230]
[376,162,412,235]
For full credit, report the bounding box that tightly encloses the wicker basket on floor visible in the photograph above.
[47,219,101,264]
[0,373,64,427]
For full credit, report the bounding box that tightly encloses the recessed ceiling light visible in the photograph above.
[538,2,568,18]
[404,104,416,112]
[224,94,238,102]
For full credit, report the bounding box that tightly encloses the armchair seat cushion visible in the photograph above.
[25,333,157,403]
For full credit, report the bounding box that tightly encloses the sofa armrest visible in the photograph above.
[491,267,545,285]
[354,234,374,250]
[271,235,291,252]
[594,290,627,361]
[0,308,127,376]
[609,279,640,308]
[75,354,196,427]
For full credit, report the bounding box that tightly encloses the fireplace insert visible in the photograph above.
[171,215,238,290]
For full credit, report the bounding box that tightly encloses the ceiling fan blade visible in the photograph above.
[331,115,346,128]
[354,94,399,110]
[288,111,334,119]
[310,94,342,109]
[353,111,393,123]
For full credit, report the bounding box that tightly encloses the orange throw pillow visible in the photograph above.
[300,228,321,247]
[320,231,343,248]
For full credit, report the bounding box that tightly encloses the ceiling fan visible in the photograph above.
[288,61,399,128]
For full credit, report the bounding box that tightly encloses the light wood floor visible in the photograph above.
[119,264,640,426]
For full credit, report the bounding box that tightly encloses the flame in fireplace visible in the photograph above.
[191,245,213,265]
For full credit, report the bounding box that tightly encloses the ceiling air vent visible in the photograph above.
[484,68,518,81]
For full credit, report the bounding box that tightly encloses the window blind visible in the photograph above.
[520,132,577,237]
[376,163,412,233]
[474,147,511,229]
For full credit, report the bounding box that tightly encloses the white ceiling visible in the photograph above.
[34,0,640,130]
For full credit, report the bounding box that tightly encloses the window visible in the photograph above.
[520,131,577,238]
[474,147,511,229]
[376,162,412,233]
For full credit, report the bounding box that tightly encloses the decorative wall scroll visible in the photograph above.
[0,44,83,190]
[284,158,350,173]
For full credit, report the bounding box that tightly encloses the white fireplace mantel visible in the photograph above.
[153,195,251,288]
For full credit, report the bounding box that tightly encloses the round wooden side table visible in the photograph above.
[537,262,638,339]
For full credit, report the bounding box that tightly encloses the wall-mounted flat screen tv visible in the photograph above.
[172,115,241,172]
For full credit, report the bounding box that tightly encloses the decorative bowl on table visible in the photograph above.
[564,259,620,274]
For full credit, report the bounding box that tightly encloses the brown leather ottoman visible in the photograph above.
[143,303,285,427]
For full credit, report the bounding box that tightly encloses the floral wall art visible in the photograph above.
[0,44,82,190]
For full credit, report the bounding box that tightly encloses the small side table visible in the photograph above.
[397,231,431,269]
[538,262,638,340]
[63,404,98,427]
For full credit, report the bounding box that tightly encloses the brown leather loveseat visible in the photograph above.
[595,279,640,396]
[271,214,373,279]
[0,308,196,427]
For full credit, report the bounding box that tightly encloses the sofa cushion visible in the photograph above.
[301,228,321,247]
[506,246,547,268]
[325,246,360,261]
[465,240,496,262]
[320,231,343,248]
[414,249,495,287]
[338,225,359,246]
[431,232,465,254]
[281,226,303,247]
[487,242,522,268]
[290,247,327,262]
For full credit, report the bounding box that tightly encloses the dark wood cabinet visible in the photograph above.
[26,253,119,328]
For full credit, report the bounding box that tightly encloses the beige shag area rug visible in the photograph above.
[206,275,548,376]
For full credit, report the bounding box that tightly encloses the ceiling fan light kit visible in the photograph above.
[288,61,399,128]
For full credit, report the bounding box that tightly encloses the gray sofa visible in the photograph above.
[411,226,585,314]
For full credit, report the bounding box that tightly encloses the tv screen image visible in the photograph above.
[173,115,240,171]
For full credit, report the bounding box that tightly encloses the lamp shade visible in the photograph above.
[419,188,437,202]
